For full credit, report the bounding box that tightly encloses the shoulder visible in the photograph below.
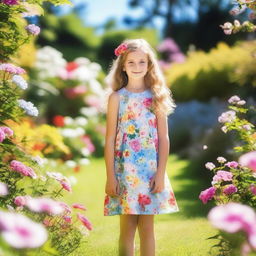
[108,91,120,103]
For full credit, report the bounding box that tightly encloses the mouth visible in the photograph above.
[132,72,142,74]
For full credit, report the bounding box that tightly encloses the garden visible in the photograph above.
[0,0,256,255]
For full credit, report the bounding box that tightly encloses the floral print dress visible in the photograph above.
[104,87,179,216]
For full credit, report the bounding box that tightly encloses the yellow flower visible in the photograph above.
[127,125,135,134]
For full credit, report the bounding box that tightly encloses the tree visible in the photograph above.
[125,0,246,51]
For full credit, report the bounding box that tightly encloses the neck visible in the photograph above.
[126,78,146,89]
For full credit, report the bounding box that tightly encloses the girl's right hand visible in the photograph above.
[105,176,120,197]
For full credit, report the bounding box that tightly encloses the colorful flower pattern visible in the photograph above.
[104,87,179,215]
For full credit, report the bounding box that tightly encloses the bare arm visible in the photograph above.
[104,91,119,182]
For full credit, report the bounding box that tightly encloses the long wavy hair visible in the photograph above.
[105,38,176,115]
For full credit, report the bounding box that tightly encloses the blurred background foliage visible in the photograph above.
[13,0,256,182]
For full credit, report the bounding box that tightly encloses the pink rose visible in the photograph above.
[114,43,128,56]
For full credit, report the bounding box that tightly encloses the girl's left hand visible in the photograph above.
[150,172,165,193]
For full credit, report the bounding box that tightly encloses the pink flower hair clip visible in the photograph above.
[114,43,128,57]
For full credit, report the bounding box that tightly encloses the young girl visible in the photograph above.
[104,38,179,256]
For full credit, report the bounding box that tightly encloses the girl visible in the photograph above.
[104,38,179,256]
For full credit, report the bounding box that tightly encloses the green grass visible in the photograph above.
[63,155,250,256]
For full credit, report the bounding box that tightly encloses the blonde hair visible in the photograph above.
[105,38,176,115]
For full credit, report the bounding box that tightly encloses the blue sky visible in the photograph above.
[54,0,200,36]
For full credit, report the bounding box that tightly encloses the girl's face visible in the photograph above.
[123,49,148,80]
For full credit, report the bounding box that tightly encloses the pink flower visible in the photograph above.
[10,160,37,179]
[60,180,72,192]
[239,151,256,172]
[25,24,40,36]
[225,161,239,168]
[0,182,8,196]
[0,129,5,143]
[0,211,48,248]
[205,162,216,170]
[208,203,256,248]
[0,63,26,75]
[26,197,64,215]
[85,95,102,110]
[0,126,14,137]
[64,85,87,99]
[14,196,29,207]
[77,213,93,230]
[2,0,18,5]
[223,184,238,195]
[72,203,87,211]
[114,43,128,56]
[199,187,216,204]
[213,170,233,183]
[250,185,256,195]
[129,139,141,152]
[81,135,95,153]
[58,202,72,214]
[138,193,152,206]
[63,216,72,223]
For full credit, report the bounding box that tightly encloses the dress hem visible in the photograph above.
[104,208,179,216]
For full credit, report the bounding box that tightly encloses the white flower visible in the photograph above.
[0,182,8,196]
[18,99,39,116]
[74,117,88,126]
[218,110,236,124]
[79,158,90,165]
[237,100,246,105]
[228,95,240,104]
[217,156,227,163]
[80,107,98,117]
[12,75,28,90]
[35,46,67,79]
[61,127,85,138]
[31,156,46,166]
[203,145,208,150]
[64,116,74,125]
[65,160,76,168]
[234,19,241,27]
[205,162,216,170]
[81,147,90,157]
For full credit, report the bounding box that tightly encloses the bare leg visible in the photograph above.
[137,215,155,256]
[119,215,139,256]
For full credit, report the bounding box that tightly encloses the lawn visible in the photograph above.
[63,155,243,256]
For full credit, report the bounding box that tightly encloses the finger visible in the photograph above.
[151,187,156,193]
[150,179,155,189]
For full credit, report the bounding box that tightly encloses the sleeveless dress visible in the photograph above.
[104,87,179,216]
